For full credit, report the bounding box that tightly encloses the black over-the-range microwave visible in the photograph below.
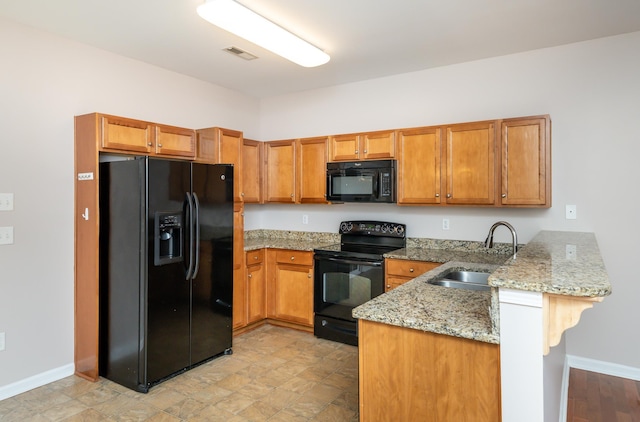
[326,159,396,203]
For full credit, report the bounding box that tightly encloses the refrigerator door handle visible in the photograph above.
[185,192,195,280]
[192,192,201,279]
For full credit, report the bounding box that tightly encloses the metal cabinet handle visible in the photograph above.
[409,268,414,273]
[248,274,252,278]
[290,256,295,260]
[308,273,311,278]
[446,193,452,198]
[147,142,153,146]
[241,192,245,197]
[363,149,367,153]
[254,256,258,260]
[355,150,359,154]
[502,193,507,198]
[157,143,162,148]
[435,193,440,198]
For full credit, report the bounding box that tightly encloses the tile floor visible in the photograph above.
[0,325,359,421]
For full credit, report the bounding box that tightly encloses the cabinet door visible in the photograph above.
[297,137,328,203]
[246,261,266,324]
[272,263,313,326]
[242,139,263,203]
[362,130,395,160]
[265,140,296,203]
[196,127,243,202]
[329,134,361,161]
[232,204,246,330]
[445,122,496,205]
[154,124,196,159]
[501,116,550,207]
[217,128,244,203]
[397,127,442,205]
[100,115,153,154]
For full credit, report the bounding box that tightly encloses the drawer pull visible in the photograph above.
[409,268,414,273]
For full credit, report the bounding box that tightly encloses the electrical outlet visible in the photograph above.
[0,332,5,351]
[0,193,13,211]
[302,214,309,225]
[0,227,14,245]
[442,218,450,230]
[566,205,577,220]
[566,244,577,260]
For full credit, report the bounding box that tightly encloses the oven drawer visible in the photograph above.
[276,250,314,266]
[386,259,440,277]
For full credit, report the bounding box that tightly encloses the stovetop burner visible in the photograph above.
[314,220,406,260]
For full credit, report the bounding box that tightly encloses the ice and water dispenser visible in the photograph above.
[154,212,183,265]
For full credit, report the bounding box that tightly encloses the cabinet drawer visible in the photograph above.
[386,259,440,277]
[246,249,264,265]
[275,250,313,266]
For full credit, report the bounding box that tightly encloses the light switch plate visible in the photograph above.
[0,227,14,245]
[0,193,13,211]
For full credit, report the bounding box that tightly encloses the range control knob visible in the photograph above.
[381,224,390,233]
[395,225,405,236]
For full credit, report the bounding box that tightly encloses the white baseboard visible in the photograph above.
[559,355,640,422]
[0,364,75,401]
[566,355,640,381]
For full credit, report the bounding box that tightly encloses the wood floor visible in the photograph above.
[567,368,640,422]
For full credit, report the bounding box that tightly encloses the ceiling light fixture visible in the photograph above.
[197,0,330,68]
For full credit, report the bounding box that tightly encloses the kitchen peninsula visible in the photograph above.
[354,230,611,422]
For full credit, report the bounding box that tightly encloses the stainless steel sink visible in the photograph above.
[428,270,491,292]
[444,271,490,284]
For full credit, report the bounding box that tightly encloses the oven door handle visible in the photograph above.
[316,256,383,266]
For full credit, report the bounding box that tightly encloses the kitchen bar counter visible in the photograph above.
[488,231,611,297]
[353,230,611,345]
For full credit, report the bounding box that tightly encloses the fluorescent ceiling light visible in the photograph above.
[197,0,330,68]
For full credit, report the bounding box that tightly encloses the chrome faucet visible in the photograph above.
[484,221,518,259]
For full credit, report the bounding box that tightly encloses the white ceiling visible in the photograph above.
[2,0,640,99]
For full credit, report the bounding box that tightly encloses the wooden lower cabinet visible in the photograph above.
[267,249,314,327]
[359,319,501,422]
[246,249,266,324]
[385,258,441,291]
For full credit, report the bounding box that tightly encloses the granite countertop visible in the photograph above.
[244,229,340,252]
[243,229,611,345]
[352,261,501,344]
[488,230,611,297]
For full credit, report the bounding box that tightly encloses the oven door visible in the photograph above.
[313,254,384,322]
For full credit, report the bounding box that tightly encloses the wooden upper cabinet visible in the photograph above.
[242,138,263,204]
[329,130,395,161]
[297,137,328,204]
[329,133,360,161]
[501,116,551,207]
[154,124,196,158]
[396,127,442,205]
[196,127,243,202]
[100,115,153,154]
[362,130,395,160]
[99,114,195,158]
[444,121,497,205]
[265,140,296,203]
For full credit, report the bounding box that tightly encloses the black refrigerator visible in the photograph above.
[98,156,233,393]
